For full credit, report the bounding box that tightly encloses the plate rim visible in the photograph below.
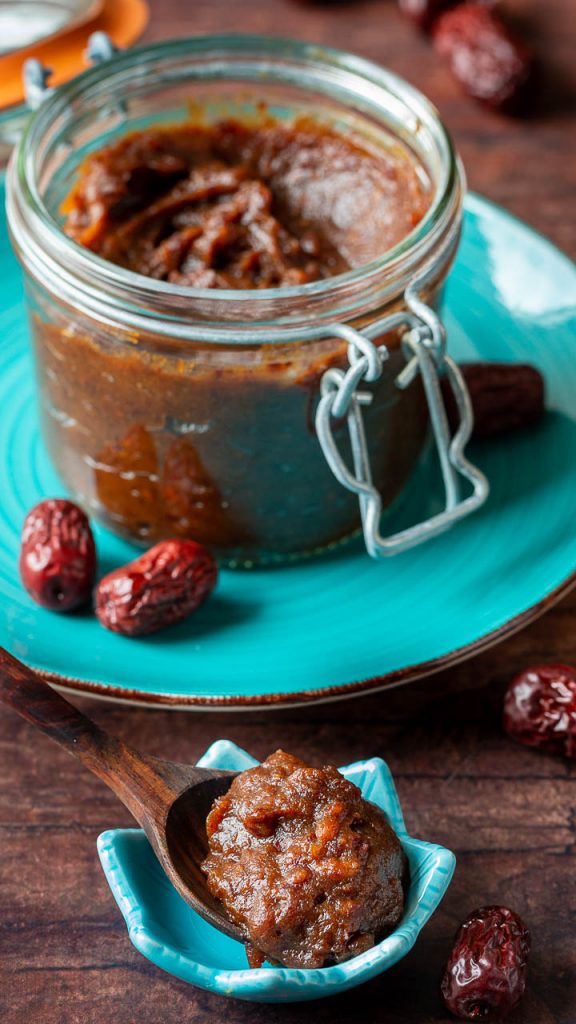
[5,189,576,709]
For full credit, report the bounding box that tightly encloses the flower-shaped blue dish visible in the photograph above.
[97,740,455,1002]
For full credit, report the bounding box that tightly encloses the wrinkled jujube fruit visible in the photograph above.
[441,362,545,440]
[95,538,217,637]
[433,4,534,112]
[503,664,576,758]
[19,499,96,611]
[441,906,531,1020]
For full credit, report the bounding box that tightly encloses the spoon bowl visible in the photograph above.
[163,774,238,934]
[0,647,243,942]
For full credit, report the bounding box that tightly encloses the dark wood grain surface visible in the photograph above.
[1,1,575,1021]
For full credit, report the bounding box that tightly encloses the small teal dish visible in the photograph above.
[97,740,455,1002]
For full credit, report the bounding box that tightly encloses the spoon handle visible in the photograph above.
[0,646,110,748]
[0,647,172,822]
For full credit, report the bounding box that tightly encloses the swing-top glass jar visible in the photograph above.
[6,34,487,566]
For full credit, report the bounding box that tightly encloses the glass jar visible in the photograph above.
[6,34,486,566]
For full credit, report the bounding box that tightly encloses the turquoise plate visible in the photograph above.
[1,182,575,706]
[97,740,455,1002]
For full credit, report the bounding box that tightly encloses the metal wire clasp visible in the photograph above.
[315,287,489,558]
[23,32,119,111]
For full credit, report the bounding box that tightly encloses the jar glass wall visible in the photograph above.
[7,35,464,565]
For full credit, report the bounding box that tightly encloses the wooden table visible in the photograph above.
[1,2,575,1021]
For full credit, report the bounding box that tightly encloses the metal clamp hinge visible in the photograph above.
[23,32,119,112]
[315,291,489,558]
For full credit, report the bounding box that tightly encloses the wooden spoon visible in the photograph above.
[0,647,243,943]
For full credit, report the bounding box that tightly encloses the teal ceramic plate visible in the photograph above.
[1,183,575,706]
[97,740,455,1002]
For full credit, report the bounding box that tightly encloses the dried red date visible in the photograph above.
[503,664,576,758]
[442,362,545,440]
[441,906,531,1020]
[433,4,534,112]
[95,538,217,637]
[20,499,96,612]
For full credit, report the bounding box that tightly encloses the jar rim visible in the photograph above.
[9,33,463,338]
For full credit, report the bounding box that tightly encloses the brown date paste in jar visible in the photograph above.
[202,750,406,969]
[62,118,429,287]
[32,118,432,561]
